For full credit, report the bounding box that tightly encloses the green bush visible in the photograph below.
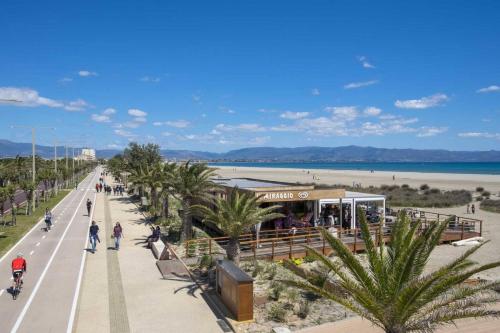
[267,303,287,322]
[420,184,430,191]
[199,254,214,269]
[296,300,311,319]
[476,196,484,202]
[252,260,264,278]
[476,187,484,192]
[481,199,500,213]
[482,191,491,198]
[303,255,317,263]
[268,281,286,301]
[264,263,278,280]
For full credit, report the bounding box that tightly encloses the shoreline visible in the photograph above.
[214,165,500,192]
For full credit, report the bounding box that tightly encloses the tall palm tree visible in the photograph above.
[128,165,148,198]
[283,211,500,333]
[20,181,36,215]
[6,185,17,226]
[171,161,217,241]
[193,189,283,265]
[158,162,178,219]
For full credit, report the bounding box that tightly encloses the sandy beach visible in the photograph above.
[215,166,500,193]
[215,166,500,280]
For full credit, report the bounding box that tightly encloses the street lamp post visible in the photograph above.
[10,125,55,212]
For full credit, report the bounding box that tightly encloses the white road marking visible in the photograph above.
[66,189,97,333]
[29,250,34,256]
[10,174,96,333]
[0,289,4,297]
[35,242,40,247]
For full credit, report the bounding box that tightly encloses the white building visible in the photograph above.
[76,148,96,161]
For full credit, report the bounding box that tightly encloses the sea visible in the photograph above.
[209,162,500,175]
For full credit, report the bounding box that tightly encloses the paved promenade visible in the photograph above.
[75,176,223,333]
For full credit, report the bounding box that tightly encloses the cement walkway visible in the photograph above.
[75,177,224,333]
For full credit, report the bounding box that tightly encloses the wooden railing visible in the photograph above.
[184,212,482,259]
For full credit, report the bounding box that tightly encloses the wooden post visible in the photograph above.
[289,237,293,259]
[437,213,440,223]
[460,217,464,240]
[209,239,212,255]
[322,236,326,255]
[479,220,483,236]
[353,228,357,253]
[271,240,275,261]
[252,243,256,260]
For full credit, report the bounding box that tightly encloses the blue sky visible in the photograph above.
[0,1,499,152]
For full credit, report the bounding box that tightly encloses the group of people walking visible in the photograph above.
[88,221,124,253]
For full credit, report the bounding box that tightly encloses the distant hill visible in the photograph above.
[1,140,500,162]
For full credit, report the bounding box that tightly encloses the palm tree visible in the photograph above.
[283,211,500,333]
[6,185,17,226]
[0,188,8,226]
[171,161,217,241]
[20,181,36,215]
[158,162,178,219]
[193,189,283,265]
[128,165,147,198]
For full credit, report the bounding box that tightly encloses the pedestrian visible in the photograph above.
[44,207,52,231]
[392,175,395,181]
[467,204,470,214]
[89,221,100,253]
[86,198,92,216]
[113,186,116,196]
[113,222,123,250]
[471,204,475,214]
[95,183,99,192]
[99,183,103,192]
[119,186,124,196]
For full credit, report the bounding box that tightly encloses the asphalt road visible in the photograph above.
[0,167,100,333]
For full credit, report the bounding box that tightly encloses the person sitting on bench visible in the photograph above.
[147,226,161,248]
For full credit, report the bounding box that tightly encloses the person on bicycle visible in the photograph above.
[44,208,52,231]
[86,199,92,216]
[11,253,27,289]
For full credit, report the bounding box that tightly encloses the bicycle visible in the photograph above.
[12,271,23,300]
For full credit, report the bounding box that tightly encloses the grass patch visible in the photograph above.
[0,189,71,257]
[480,199,500,213]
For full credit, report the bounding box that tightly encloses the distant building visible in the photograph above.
[76,148,96,161]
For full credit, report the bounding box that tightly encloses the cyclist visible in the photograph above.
[86,199,92,216]
[44,207,52,231]
[11,253,27,290]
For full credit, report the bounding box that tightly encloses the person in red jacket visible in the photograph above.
[11,253,27,289]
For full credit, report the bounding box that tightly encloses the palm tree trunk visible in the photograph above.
[226,237,241,266]
[181,199,192,242]
[162,195,169,218]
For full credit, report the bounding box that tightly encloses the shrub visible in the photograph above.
[264,263,278,280]
[267,303,287,322]
[286,288,300,305]
[476,187,484,192]
[482,191,491,198]
[401,184,410,189]
[296,300,311,319]
[429,188,440,194]
[476,196,484,202]
[303,255,317,263]
[252,260,264,278]
[268,281,286,301]
[420,184,430,191]
[480,199,500,213]
[292,258,303,266]
[199,254,214,269]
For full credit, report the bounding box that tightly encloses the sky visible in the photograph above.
[0,1,499,152]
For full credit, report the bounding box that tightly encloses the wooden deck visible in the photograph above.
[184,210,482,261]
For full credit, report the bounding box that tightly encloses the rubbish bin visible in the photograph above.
[216,259,253,321]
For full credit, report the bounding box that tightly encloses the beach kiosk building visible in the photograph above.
[211,177,386,231]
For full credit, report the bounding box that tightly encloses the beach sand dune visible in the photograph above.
[215,166,500,192]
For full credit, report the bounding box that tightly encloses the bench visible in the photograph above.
[151,240,170,260]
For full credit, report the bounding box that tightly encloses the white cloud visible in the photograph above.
[249,136,270,145]
[78,70,98,77]
[357,56,375,69]
[344,80,378,89]
[0,87,63,108]
[325,106,358,121]
[477,85,500,93]
[166,120,190,128]
[379,114,397,120]
[140,76,161,83]
[103,108,116,115]
[91,114,111,123]
[311,88,320,96]
[280,111,310,120]
[395,93,449,109]
[153,122,163,126]
[64,98,88,111]
[417,126,448,137]
[133,117,147,123]
[128,108,147,117]
[123,122,140,128]
[219,106,236,114]
[257,108,278,113]
[161,132,173,137]
[59,77,73,83]
[114,129,135,137]
[363,107,382,116]
[215,123,266,132]
[458,132,500,139]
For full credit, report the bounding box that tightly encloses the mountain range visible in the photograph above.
[1,140,500,162]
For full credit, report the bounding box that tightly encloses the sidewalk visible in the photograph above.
[75,178,224,333]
